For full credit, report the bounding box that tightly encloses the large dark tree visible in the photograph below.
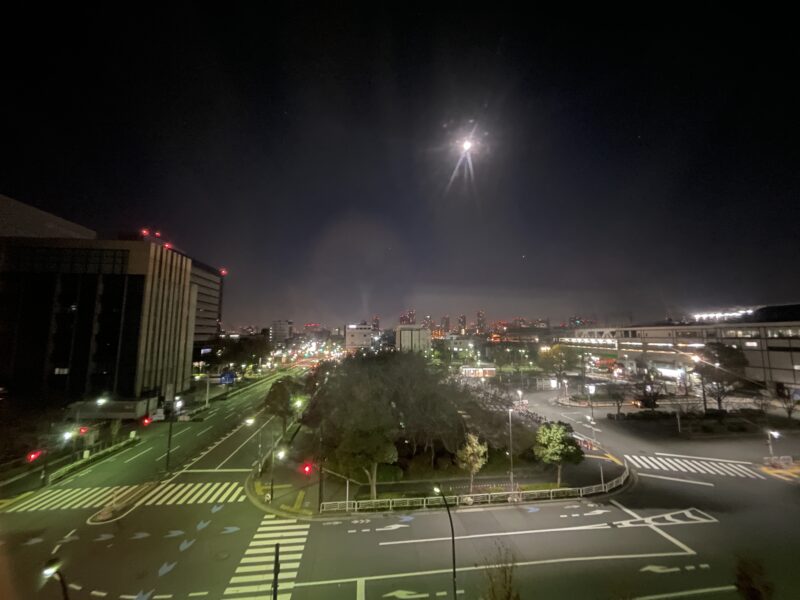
[693,343,748,412]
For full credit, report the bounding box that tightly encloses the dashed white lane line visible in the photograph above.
[123,447,153,463]
[196,425,213,436]
[155,446,180,462]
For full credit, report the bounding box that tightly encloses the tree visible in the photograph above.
[533,422,584,487]
[484,544,521,600]
[606,382,628,416]
[456,432,488,493]
[537,345,578,394]
[693,343,748,412]
[336,426,398,500]
[776,385,799,420]
[637,367,666,410]
[264,380,293,435]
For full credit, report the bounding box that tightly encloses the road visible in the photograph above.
[2,386,800,598]
[0,368,299,599]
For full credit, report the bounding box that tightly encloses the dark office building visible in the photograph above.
[191,261,224,342]
[0,238,195,404]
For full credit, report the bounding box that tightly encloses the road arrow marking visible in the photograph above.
[131,532,150,540]
[179,539,195,552]
[526,507,540,513]
[94,534,114,542]
[351,519,371,524]
[399,515,414,523]
[640,565,681,574]
[565,504,580,509]
[323,521,342,526]
[165,530,184,538]
[211,504,224,513]
[584,510,610,516]
[376,524,410,531]
[221,526,239,535]
[196,520,210,531]
[383,590,429,599]
[134,591,154,600]
[158,561,177,576]
[23,537,43,545]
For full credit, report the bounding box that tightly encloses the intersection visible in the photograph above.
[2,388,799,599]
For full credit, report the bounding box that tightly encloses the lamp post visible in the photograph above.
[507,408,514,492]
[433,485,457,600]
[767,430,780,458]
[164,399,183,472]
[43,557,70,600]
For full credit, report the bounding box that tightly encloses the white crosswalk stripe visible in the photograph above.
[625,455,765,479]
[223,514,309,599]
[3,481,247,512]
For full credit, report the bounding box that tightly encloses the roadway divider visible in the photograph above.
[48,435,140,484]
[320,466,630,513]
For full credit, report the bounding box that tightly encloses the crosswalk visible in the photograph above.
[223,513,310,600]
[3,481,247,512]
[625,454,765,479]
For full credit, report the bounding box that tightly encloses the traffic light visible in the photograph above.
[302,463,313,476]
[78,426,89,435]
[26,449,43,463]
[142,416,152,426]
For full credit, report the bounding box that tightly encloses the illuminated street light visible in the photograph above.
[245,417,255,426]
[42,557,70,599]
[62,431,74,441]
[462,140,472,152]
[96,397,107,406]
[767,430,780,457]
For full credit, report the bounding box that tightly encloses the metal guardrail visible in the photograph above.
[320,466,629,513]
[49,436,139,483]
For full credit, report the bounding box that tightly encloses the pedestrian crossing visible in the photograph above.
[625,454,765,479]
[2,481,247,512]
[223,513,310,600]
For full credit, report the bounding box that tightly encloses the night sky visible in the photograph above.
[2,9,798,329]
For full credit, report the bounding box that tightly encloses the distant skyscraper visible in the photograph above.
[422,314,433,329]
[399,312,410,325]
[441,315,450,332]
[457,314,467,334]
[477,310,487,333]
[408,308,416,325]
[372,315,380,331]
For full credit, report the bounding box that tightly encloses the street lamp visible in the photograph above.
[43,557,70,599]
[96,397,107,406]
[767,430,780,458]
[462,140,472,152]
[433,485,457,600]
[507,408,515,492]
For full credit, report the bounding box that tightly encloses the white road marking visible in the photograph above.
[632,585,737,599]
[123,446,154,463]
[195,426,213,436]
[610,499,695,555]
[172,427,189,438]
[155,446,180,462]
[216,416,274,469]
[654,452,752,464]
[638,473,715,487]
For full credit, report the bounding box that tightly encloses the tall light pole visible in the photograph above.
[43,558,70,600]
[507,408,514,492]
[434,485,457,600]
[767,430,780,458]
[165,399,183,472]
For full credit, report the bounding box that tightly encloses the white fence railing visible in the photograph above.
[320,466,629,513]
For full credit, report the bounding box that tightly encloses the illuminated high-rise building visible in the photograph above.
[372,315,380,331]
[457,314,467,334]
[477,310,487,333]
[441,315,450,332]
[422,314,433,329]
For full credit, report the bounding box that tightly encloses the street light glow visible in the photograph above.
[42,558,61,579]
[245,417,255,426]
[96,397,107,406]
[462,140,472,152]
[769,430,780,439]
[62,431,73,441]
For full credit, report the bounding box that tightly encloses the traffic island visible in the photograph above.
[86,480,158,525]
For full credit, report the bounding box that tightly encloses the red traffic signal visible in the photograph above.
[302,463,313,476]
[26,449,43,463]
[142,416,152,426]
[78,426,89,435]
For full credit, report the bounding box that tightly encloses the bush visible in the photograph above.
[518,482,559,491]
[377,464,404,482]
[436,455,454,471]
